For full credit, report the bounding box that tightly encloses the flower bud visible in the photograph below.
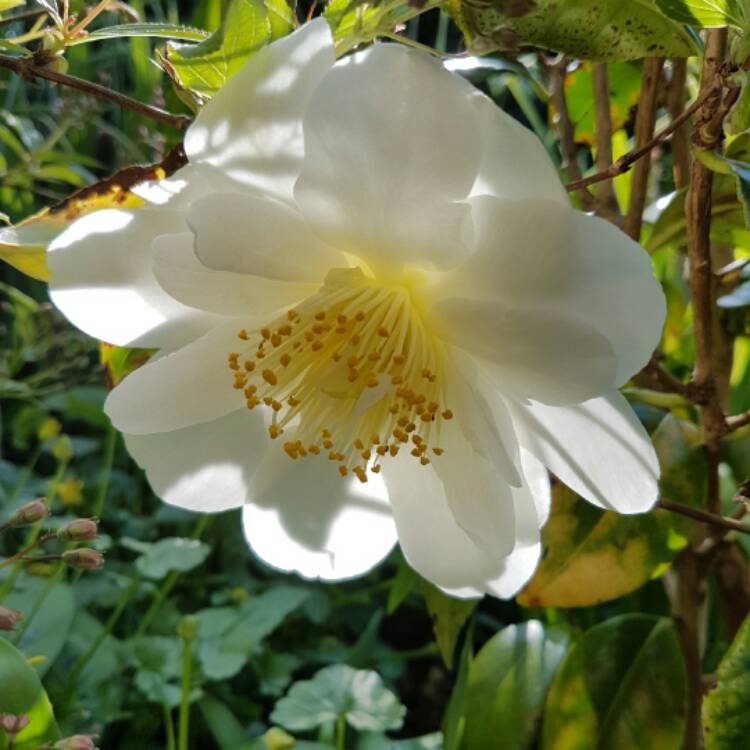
[52,435,74,463]
[263,728,295,750]
[37,417,62,442]
[57,518,98,543]
[178,615,199,642]
[0,606,22,632]
[0,714,29,735]
[53,734,99,750]
[8,499,49,527]
[62,548,104,571]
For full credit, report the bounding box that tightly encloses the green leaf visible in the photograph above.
[462,0,697,60]
[325,0,382,42]
[458,621,568,750]
[199,695,248,749]
[421,580,478,669]
[164,0,272,98]
[0,637,60,750]
[69,23,211,45]
[703,610,750,748]
[655,0,747,27]
[518,415,706,607]
[0,0,24,12]
[541,615,686,750]
[196,587,310,680]
[356,733,444,749]
[4,577,75,677]
[127,537,210,579]
[271,665,405,733]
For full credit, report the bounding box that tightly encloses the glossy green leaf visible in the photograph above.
[271,664,405,733]
[518,415,705,607]
[462,0,697,60]
[325,0,382,42]
[0,637,59,750]
[4,576,75,677]
[459,621,569,750]
[421,580,478,669]
[164,0,271,98]
[655,0,747,27]
[703,610,750,748]
[541,615,686,750]
[69,23,211,45]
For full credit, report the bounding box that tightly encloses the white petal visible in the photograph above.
[184,19,335,203]
[243,449,397,581]
[132,162,240,208]
[153,232,316,317]
[431,297,617,405]
[294,42,480,272]
[48,208,221,348]
[384,446,548,599]
[104,320,248,435]
[468,91,568,205]
[123,409,267,512]
[186,191,344,280]
[508,390,659,513]
[431,196,666,387]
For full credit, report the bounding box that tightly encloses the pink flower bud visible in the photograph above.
[53,735,99,750]
[8,499,49,527]
[62,548,104,571]
[57,518,98,543]
[0,713,30,735]
[0,606,22,632]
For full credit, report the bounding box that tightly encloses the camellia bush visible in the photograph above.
[4,0,750,748]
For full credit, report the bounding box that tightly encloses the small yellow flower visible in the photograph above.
[57,477,84,507]
[37,417,62,442]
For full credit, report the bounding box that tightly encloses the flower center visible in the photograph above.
[227,268,453,482]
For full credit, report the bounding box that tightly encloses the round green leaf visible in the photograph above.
[542,615,685,750]
[0,637,59,750]
[271,665,405,733]
[132,537,210,579]
[459,621,569,750]
[703,609,750,748]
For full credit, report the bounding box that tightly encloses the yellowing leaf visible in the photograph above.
[517,415,706,608]
[0,144,187,281]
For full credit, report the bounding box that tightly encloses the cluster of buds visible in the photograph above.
[0,713,30,737]
[0,501,103,571]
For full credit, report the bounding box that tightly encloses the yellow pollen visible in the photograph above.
[228,274,453,480]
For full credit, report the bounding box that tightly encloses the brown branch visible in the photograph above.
[678,29,729,750]
[0,53,191,130]
[565,84,719,193]
[634,354,694,399]
[546,57,595,210]
[667,59,691,189]
[624,58,665,240]
[591,62,621,222]
[658,499,750,537]
[725,410,750,433]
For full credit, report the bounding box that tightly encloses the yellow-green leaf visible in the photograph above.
[421,580,478,669]
[517,415,705,608]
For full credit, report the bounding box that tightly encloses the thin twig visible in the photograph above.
[657,499,750,537]
[546,56,595,210]
[565,84,719,193]
[725,410,750,433]
[624,58,665,240]
[0,53,191,130]
[591,62,621,222]
[667,58,691,189]
[635,355,694,399]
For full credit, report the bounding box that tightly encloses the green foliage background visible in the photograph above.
[2,1,750,749]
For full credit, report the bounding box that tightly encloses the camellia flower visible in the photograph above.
[47,19,665,598]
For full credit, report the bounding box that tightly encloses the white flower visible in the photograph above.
[47,20,665,599]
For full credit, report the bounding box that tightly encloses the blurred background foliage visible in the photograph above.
[3,0,750,749]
